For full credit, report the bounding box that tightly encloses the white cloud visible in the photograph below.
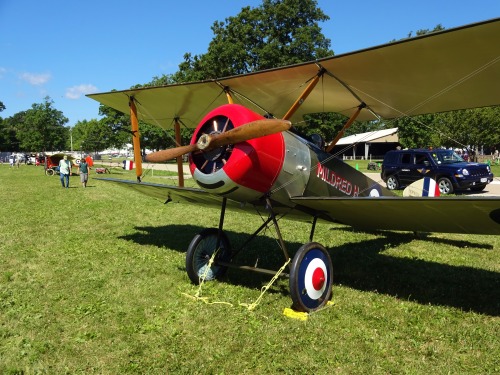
[65,84,98,100]
[20,72,51,85]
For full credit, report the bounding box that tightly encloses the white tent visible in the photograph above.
[334,128,399,159]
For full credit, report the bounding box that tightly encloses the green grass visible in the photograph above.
[0,164,499,374]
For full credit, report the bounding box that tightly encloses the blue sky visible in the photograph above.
[1,0,498,126]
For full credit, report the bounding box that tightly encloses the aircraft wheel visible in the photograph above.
[46,169,54,176]
[289,242,333,312]
[437,177,454,195]
[186,228,232,285]
[386,175,399,190]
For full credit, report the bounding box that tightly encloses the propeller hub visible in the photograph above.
[197,132,226,162]
[197,134,212,150]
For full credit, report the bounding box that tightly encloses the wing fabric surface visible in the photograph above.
[95,178,313,220]
[97,177,229,208]
[88,18,500,127]
[97,178,499,235]
[292,197,500,235]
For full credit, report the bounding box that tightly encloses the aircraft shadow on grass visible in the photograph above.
[120,224,499,316]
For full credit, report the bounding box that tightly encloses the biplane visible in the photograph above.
[88,18,500,312]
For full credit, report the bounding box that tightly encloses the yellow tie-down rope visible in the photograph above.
[183,250,293,310]
[182,251,335,316]
[240,258,291,311]
[182,249,233,306]
[182,249,233,307]
[182,249,334,320]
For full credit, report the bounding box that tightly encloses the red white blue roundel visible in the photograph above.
[296,248,331,309]
[369,184,382,197]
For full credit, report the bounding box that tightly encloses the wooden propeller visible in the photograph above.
[145,118,291,163]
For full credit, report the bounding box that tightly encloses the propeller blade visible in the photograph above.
[145,118,291,162]
[145,144,198,162]
[200,119,292,150]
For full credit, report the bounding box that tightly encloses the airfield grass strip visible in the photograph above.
[0,163,498,374]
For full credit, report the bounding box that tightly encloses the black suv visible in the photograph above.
[381,149,494,194]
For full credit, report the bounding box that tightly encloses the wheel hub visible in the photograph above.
[312,267,326,290]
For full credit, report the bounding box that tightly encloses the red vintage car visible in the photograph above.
[44,154,94,175]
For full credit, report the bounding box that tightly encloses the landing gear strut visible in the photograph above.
[185,196,333,312]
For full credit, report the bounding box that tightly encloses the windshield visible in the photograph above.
[431,150,465,164]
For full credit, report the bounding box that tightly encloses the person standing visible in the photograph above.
[59,155,72,188]
[79,157,90,188]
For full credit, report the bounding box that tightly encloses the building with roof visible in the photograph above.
[328,127,399,160]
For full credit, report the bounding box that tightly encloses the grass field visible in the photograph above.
[0,163,499,374]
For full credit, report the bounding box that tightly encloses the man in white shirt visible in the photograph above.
[58,155,72,188]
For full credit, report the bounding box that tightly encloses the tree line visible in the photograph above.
[1,0,498,156]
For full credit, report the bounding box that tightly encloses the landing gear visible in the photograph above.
[289,242,333,312]
[185,228,232,284]
[184,197,334,313]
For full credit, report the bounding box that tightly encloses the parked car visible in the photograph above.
[381,149,494,194]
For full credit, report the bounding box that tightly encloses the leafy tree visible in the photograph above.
[303,112,348,141]
[391,114,441,149]
[172,0,332,82]
[102,1,334,151]
[437,106,500,151]
[14,97,68,151]
[138,122,194,154]
[409,24,445,38]
[391,106,499,154]
[0,101,8,150]
[0,112,25,152]
[98,102,133,149]
[71,119,92,151]
[137,74,175,88]
[138,122,168,154]
[97,102,180,154]
[165,0,335,144]
[72,119,113,154]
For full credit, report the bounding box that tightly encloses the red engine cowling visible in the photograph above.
[188,104,285,202]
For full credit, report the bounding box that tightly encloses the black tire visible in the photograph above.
[437,177,454,195]
[386,175,399,190]
[186,228,232,285]
[46,169,54,176]
[289,242,333,312]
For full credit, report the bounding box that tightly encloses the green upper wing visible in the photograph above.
[88,18,500,128]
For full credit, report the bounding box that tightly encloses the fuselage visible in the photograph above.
[189,104,393,209]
